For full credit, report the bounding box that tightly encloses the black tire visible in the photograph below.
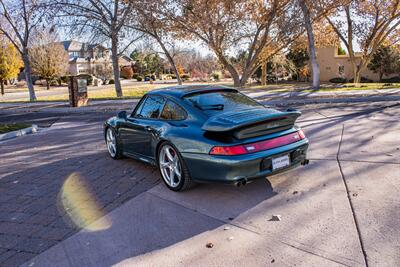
[157,141,196,191]
[105,127,123,159]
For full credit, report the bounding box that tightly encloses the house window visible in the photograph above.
[70,51,80,58]
[339,66,345,75]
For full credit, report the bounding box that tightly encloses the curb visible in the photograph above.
[0,124,39,141]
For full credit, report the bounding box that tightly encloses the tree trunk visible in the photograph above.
[261,63,267,86]
[0,80,4,95]
[111,35,123,97]
[379,72,383,82]
[240,73,250,87]
[22,52,36,101]
[213,50,241,87]
[353,67,361,84]
[46,79,50,90]
[157,39,182,85]
[299,0,320,89]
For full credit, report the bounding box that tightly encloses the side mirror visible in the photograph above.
[117,111,127,120]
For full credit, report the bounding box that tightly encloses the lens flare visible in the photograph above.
[60,172,111,231]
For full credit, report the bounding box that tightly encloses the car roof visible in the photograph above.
[148,85,237,98]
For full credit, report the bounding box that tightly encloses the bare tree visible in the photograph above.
[162,0,302,87]
[55,0,141,97]
[285,0,346,89]
[93,59,113,84]
[324,0,400,84]
[178,50,218,79]
[299,0,320,89]
[0,0,51,101]
[130,0,184,85]
[29,31,69,90]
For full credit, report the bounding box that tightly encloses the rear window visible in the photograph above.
[183,90,263,115]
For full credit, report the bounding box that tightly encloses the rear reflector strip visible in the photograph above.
[209,130,306,156]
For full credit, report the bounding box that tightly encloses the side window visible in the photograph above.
[160,100,187,120]
[136,95,165,119]
[132,97,146,117]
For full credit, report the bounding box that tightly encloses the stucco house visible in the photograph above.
[60,41,132,75]
[316,46,397,82]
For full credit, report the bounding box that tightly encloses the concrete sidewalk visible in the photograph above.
[16,102,400,267]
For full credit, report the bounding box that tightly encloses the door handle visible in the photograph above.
[145,126,152,131]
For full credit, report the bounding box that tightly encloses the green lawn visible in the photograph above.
[0,123,31,134]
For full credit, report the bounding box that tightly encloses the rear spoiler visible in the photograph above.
[201,108,301,133]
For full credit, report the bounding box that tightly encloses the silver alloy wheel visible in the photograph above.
[106,128,117,157]
[159,145,182,188]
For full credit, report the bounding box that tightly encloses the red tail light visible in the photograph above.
[209,130,306,156]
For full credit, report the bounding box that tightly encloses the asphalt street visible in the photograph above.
[0,99,399,266]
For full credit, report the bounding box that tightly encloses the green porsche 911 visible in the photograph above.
[104,85,309,191]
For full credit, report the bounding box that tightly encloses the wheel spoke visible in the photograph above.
[169,168,175,186]
[160,161,169,168]
[165,148,175,162]
[106,131,111,142]
[106,129,116,157]
[174,165,181,178]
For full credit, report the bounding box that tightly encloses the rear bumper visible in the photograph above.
[181,139,309,184]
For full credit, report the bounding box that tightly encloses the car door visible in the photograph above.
[119,95,166,158]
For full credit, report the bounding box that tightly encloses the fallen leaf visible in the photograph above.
[206,242,214,248]
[269,215,281,221]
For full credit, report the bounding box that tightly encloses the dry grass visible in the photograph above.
[1,81,399,103]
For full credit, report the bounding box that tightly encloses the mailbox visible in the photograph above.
[68,76,88,107]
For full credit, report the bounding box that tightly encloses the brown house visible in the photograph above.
[316,46,397,82]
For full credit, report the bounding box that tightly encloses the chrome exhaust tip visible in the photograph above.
[301,159,310,166]
[234,178,247,187]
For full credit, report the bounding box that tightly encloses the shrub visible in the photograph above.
[212,73,220,81]
[136,76,143,82]
[348,77,374,83]
[381,76,400,83]
[170,75,177,79]
[181,74,190,80]
[132,73,139,79]
[329,77,347,83]
[60,76,68,84]
[120,66,134,79]
[109,79,115,84]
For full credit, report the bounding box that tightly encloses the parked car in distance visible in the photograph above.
[104,85,309,191]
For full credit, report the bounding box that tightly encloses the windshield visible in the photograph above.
[183,90,263,116]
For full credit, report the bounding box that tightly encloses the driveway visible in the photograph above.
[0,101,399,266]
